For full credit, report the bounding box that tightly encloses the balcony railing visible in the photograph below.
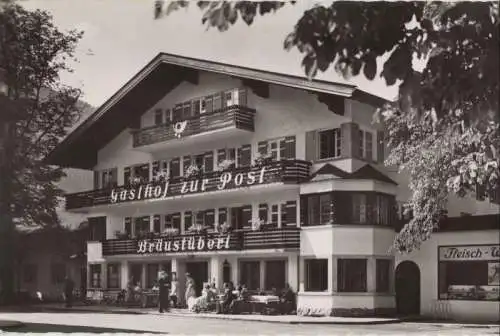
[100,227,300,256]
[65,160,311,210]
[132,105,256,148]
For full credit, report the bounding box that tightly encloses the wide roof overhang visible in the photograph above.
[45,52,385,170]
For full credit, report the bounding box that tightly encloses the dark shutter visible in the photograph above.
[258,141,268,155]
[205,209,215,229]
[153,215,161,233]
[284,136,296,159]
[172,104,183,121]
[123,167,131,185]
[152,161,160,178]
[279,140,286,161]
[242,205,252,229]
[259,203,268,222]
[238,88,247,106]
[182,102,191,119]
[154,108,163,125]
[217,149,226,165]
[205,95,213,113]
[93,171,99,189]
[172,213,181,231]
[110,168,118,187]
[377,131,385,163]
[124,217,132,237]
[218,208,227,225]
[238,144,251,167]
[183,156,192,175]
[285,200,297,227]
[299,196,307,226]
[195,211,204,225]
[366,132,374,162]
[204,151,214,172]
[142,216,150,232]
[305,131,317,161]
[230,207,239,229]
[165,108,171,123]
[192,99,201,116]
[170,157,180,178]
[184,211,192,229]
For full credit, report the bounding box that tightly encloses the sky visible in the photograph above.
[21,0,399,108]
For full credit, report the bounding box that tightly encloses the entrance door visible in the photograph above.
[395,261,421,316]
[185,261,209,297]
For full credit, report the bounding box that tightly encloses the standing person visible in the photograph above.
[158,271,170,313]
[170,272,179,308]
[63,276,74,308]
[185,272,196,308]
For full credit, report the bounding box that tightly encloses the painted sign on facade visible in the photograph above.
[137,234,231,254]
[439,245,500,261]
[110,167,267,204]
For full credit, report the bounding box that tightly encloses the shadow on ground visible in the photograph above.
[1,323,164,334]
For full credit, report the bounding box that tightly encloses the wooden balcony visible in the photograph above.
[99,227,300,256]
[132,105,256,149]
[65,160,311,210]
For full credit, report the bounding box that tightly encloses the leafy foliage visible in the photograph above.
[160,1,499,252]
[0,4,85,228]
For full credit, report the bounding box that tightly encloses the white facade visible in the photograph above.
[56,58,499,321]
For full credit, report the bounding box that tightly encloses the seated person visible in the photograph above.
[190,283,217,313]
[218,282,236,314]
[280,283,296,314]
[239,284,249,301]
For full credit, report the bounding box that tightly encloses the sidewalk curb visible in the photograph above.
[0,320,25,329]
[39,306,404,325]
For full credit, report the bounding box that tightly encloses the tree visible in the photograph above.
[158,1,500,252]
[0,4,84,301]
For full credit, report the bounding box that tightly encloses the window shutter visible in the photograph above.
[284,136,296,159]
[352,123,361,159]
[192,99,201,116]
[258,141,268,155]
[123,167,131,185]
[182,102,191,119]
[204,151,214,172]
[238,88,247,106]
[172,104,183,121]
[141,163,151,181]
[170,157,180,178]
[365,132,373,161]
[305,131,317,162]
[124,217,132,237]
[165,108,171,123]
[172,213,181,231]
[217,148,226,165]
[142,216,150,232]
[218,208,227,225]
[152,161,160,178]
[184,211,192,229]
[285,200,297,227]
[230,207,238,229]
[205,95,213,113]
[153,215,161,233]
[154,108,163,125]
[110,168,118,187]
[238,144,251,167]
[183,156,191,175]
[205,209,215,229]
[195,211,204,226]
[93,171,99,189]
[299,196,307,226]
[376,131,385,163]
[242,205,252,229]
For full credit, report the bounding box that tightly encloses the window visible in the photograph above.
[270,204,279,226]
[88,216,106,241]
[90,264,101,288]
[438,245,500,301]
[240,261,260,290]
[281,201,297,227]
[338,259,367,292]
[237,144,251,167]
[230,206,251,229]
[146,264,159,289]
[318,128,341,159]
[130,264,142,287]
[223,89,240,106]
[373,195,390,226]
[265,260,286,291]
[107,264,120,289]
[23,264,37,283]
[352,193,367,224]
[305,259,328,291]
[94,168,117,189]
[376,259,392,293]
[258,203,268,223]
[359,130,374,160]
[194,209,215,229]
[154,108,163,125]
[304,193,332,226]
[163,213,181,232]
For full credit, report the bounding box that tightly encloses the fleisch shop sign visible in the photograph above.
[137,235,231,254]
[110,167,267,204]
[439,245,500,261]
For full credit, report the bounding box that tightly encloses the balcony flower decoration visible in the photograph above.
[173,121,188,138]
[216,159,235,172]
[162,227,179,236]
[254,152,273,166]
[154,169,169,182]
[115,231,130,239]
[215,221,232,234]
[188,223,207,234]
[251,218,265,231]
[184,164,201,179]
[129,176,143,186]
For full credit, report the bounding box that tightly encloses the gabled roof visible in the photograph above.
[308,163,397,185]
[45,52,386,169]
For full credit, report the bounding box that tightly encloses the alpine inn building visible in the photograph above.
[46,53,500,322]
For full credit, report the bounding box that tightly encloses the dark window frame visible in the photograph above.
[337,258,367,293]
[305,259,328,292]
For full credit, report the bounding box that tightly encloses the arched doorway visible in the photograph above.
[395,260,421,316]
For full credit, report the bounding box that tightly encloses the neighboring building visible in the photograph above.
[15,224,88,301]
[45,53,499,322]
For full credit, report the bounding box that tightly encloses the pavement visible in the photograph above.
[11,302,404,325]
[0,311,499,335]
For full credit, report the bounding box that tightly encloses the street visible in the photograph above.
[0,312,498,335]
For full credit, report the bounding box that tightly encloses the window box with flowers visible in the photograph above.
[115,231,130,240]
[251,219,274,231]
[254,152,273,167]
[162,227,179,237]
[184,164,202,179]
[216,159,236,172]
[153,169,169,182]
[214,221,232,234]
[129,176,144,186]
[188,223,208,234]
